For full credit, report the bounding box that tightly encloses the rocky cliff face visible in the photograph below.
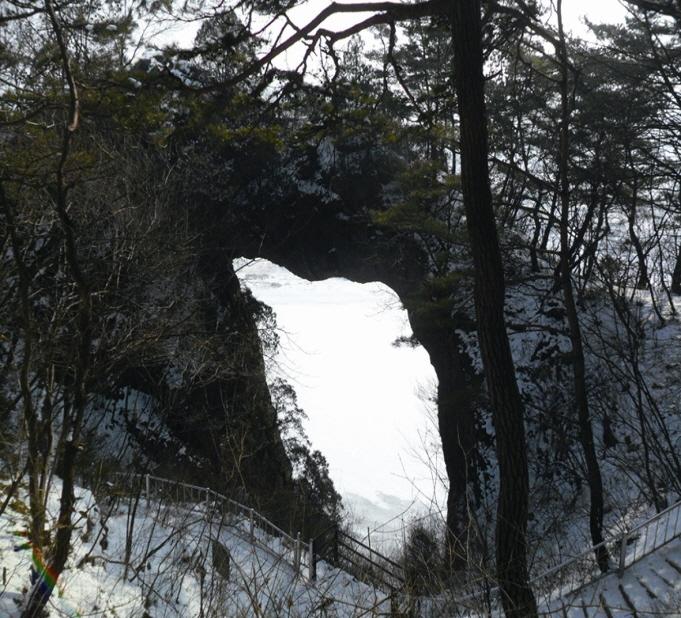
[115,256,294,517]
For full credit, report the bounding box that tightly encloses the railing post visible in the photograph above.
[249,508,254,540]
[145,473,150,501]
[618,531,629,577]
[294,532,301,574]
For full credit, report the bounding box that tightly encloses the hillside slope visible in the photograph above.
[0,477,391,617]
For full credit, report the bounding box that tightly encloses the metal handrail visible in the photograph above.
[618,498,681,571]
[110,472,406,589]
[312,524,406,589]
[426,498,681,615]
[526,497,681,611]
[110,473,310,578]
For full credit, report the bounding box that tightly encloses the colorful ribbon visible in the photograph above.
[13,531,82,617]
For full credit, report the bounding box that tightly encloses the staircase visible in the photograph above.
[546,542,681,616]
[534,498,681,616]
[414,499,681,616]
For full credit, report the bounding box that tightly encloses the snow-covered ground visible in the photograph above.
[2,472,679,617]
[235,258,442,535]
[0,478,392,617]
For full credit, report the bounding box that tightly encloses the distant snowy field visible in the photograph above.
[235,258,442,533]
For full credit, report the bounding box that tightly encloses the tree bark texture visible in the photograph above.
[450,1,537,615]
[671,248,681,294]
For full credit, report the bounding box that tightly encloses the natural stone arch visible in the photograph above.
[211,205,485,567]
[179,125,486,565]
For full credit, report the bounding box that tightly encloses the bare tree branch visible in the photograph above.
[228,0,445,85]
[489,0,562,49]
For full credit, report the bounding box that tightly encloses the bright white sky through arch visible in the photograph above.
[236,259,442,538]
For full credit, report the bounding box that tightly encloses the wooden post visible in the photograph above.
[390,592,399,617]
[145,474,150,501]
[249,508,254,540]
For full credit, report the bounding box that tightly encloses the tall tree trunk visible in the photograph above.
[671,248,681,294]
[529,193,545,272]
[22,3,89,614]
[450,2,537,615]
[555,0,610,574]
